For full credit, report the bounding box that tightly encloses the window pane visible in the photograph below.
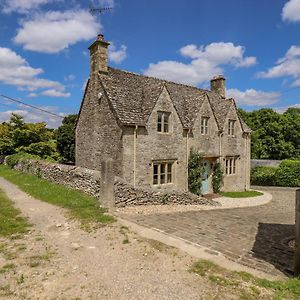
[167,163,172,183]
[163,113,169,132]
[160,164,166,184]
[153,175,158,185]
[233,159,236,174]
[153,164,158,175]
[157,122,162,132]
[229,159,232,174]
[157,112,162,132]
[226,160,228,174]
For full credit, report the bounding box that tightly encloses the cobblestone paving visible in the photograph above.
[122,187,296,277]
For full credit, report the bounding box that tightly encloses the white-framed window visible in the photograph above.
[225,157,237,175]
[201,117,209,135]
[153,161,173,185]
[157,111,171,133]
[228,120,236,136]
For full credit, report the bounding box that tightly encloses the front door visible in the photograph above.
[201,160,210,194]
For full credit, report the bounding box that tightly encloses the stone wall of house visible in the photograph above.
[75,76,123,176]
[7,159,219,208]
[123,86,188,191]
[221,103,250,191]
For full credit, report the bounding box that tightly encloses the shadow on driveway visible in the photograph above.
[252,222,294,277]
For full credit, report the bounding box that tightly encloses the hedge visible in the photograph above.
[251,160,300,187]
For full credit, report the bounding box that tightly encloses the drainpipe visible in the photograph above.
[133,125,138,187]
[186,128,191,190]
[219,131,223,161]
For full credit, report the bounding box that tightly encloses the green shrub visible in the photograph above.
[5,153,39,169]
[250,166,276,186]
[188,149,204,195]
[212,161,223,193]
[251,160,300,187]
[274,160,300,187]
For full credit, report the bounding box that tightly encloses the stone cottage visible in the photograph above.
[76,34,251,194]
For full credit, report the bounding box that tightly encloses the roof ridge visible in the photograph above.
[108,67,209,93]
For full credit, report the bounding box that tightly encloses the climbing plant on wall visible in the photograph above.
[188,149,205,196]
[212,161,224,193]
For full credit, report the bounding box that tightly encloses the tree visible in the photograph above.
[0,114,58,159]
[239,108,300,160]
[56,114,78,163]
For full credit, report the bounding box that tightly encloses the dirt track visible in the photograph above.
[0,178,224,300]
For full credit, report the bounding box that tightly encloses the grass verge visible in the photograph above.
[0,188,30,238]
[0,165,115,230]
[190,260,300,299]
[220,191,263,198]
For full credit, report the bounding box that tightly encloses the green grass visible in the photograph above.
[0,188,30,238]
[220,191,263,198]
[0,165,115,230]
[191,259,300,299]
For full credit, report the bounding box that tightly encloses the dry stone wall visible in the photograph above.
[12,159,101,198]
[6,158,219,208]
[114,177,219,207]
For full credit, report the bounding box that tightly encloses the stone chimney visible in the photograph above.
[210,75,226,98]
[88,34,110,76]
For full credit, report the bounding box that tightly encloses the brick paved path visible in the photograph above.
[122,187,296,277]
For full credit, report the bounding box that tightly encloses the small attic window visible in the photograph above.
[201,117,209,135]
[228,120,236,136]
[157,111,170,133]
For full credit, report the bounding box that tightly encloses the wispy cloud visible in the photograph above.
[14,9,101,54]
[227,88,281,106]
[0,107,65,128]
[0,47,65,91]
[257,45,300,87]
[144,42,257,86]
[42,89,71,98]
[1,0,57,14]
[109,42,127,64]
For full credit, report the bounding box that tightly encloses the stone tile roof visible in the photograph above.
[99,67,250,132]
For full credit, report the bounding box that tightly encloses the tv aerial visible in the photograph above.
[89,5,112,15]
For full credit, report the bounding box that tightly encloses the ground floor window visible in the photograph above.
[153,161,173,185]
[225,157,237,175]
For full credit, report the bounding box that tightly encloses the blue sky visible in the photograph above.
[0,0,300,127]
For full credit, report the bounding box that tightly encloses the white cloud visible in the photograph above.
[282,0,300,22]
[258,45,300,79]
[274,103,300,114]
[14,9,101,53]
[0,47,65,91]
[95,0,115,8]
[42,89,71,98]
[0,107,65,128]
[144,42,257,86]
[27,92,38,97]
[291,78,300,87]
[109,42,127,64]
[64,74,75,81]
[1,0,55,14]
[227,88,281,106]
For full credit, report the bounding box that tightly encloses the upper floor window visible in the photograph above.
[228,120,236,136]
[153,161,173,185]
[201,117,209,135]
[225,157,237,175]
[157,111,170,133]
